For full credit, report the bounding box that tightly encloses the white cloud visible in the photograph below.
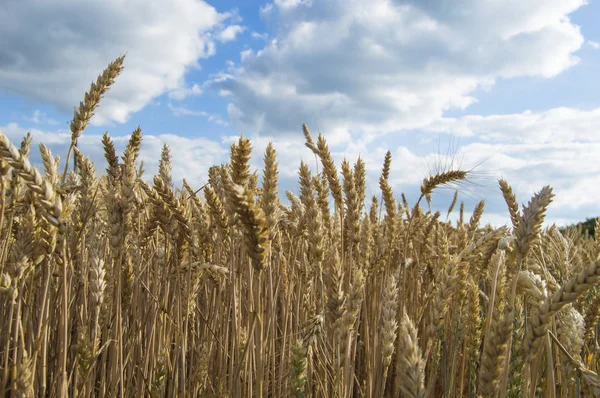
[168,103,229,126]
[251,32,269,40]
[274,0,312,10]
[424,107,600,144]
[208,0,586,138]
[217,25,246,42]
[0,0,237,125]
[2,122,70,146]
[168,83,203,100]
[259,3,274,18]
[24,110,60,126]
[588,40,600,49]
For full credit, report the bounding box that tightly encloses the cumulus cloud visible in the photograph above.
[168,103,229,126]
[424,107,600,144]
[588,40,600,49]
[0,0,238,125]
[217,25,247,42]
[168,83,204,101]
[23,110,59,126]
[251,32,269,40]
[273,0,312,10]
[208,0,586,138]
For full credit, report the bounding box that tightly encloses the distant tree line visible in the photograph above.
[560,217,599,238]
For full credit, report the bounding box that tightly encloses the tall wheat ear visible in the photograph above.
[526,257,600,360]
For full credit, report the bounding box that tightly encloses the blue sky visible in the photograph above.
[1,0,600,227]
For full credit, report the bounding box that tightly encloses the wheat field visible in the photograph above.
[1,56,600,398]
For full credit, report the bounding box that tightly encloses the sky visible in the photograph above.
[1,0,600,228]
